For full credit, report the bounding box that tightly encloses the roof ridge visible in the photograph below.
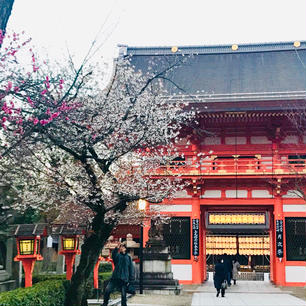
[123,41,306,56]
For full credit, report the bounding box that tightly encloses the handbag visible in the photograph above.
[221,280,228,289]
[126,282,136,295]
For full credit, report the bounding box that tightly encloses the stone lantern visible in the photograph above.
[57,225,84,281]
[13,224,47,287]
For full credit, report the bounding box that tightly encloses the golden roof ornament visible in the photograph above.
[294,41,301,48]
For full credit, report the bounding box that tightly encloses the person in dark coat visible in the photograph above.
[214,258,226,297]
[102,241,135,306]
[223,253,233,286]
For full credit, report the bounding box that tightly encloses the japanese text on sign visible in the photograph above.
[192,219,199,256]
[275,220,283,258]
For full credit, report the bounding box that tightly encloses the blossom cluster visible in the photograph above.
[0,37,193,227]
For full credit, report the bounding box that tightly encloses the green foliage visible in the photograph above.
[0,270,112,305]
[87,271,112,299]
[0,280,65,306]
[32,274,66,284]
[14,207,41,224]
[21,274,66,287]
[16,272,112,302]
[99,271,112,280]
[98,262,113,273]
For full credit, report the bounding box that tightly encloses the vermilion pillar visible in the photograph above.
[202,210,206,282]
[273,195,285,285]
[192,195,203,283]
[64,253,77,281]
[93,259,100,289]
[22,258,36,287]
[142,219,150,247]
[269,228,275,282]
[93,257,113,289]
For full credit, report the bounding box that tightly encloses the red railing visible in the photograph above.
[154,156,306,176]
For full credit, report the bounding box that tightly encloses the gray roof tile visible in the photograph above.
[124,41,306,103]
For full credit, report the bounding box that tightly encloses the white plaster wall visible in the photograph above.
[252,190,271,198]
[282,190,304,198]
[250,136,271,144]
[261,156,272,169]
[282,135,299,144]
[171,264,192,281]
[285,266,306,282]
[225,136,246,145]
[201,190,222,198]
[186,157,193,166]
[172,189,192,198]
[203,137,221,145]
[150,204,192,212]
[283,205,306,212]
[225,190,248,198]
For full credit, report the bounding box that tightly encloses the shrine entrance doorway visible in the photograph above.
[202,206,274,282]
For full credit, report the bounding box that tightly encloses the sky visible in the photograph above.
[7,0,306,64]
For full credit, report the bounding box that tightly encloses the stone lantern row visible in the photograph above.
[11,224,140,288]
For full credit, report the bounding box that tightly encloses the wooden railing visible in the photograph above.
[153,156,306,176]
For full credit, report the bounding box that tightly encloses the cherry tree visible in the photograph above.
[0,32,193,305]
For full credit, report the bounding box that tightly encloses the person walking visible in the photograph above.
[214,258,226,297]
[232,258,240,285]
[102,241,135,306]
[223,253,233,286]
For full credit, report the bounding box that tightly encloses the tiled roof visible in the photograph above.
[124,41,306,56]
[51,224,86,235]
[12,224,47,236]
[120,41,306,55]
[122,41,306,103]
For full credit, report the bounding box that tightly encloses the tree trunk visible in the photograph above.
[0,0,14,43]
[64,212,116,306]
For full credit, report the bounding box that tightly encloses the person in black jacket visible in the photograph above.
[102,241,135,306]
[223,253,233,286]
[214,258,226,297]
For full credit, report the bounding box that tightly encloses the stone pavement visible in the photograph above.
[88,280,306,306]
[191,293,306,306]
[191,280,306,306]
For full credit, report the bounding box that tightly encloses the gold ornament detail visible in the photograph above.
[171,46,178,53]
[294,41,301,48]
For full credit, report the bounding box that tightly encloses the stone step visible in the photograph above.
[0,270,10,282]
[0,280,16,292]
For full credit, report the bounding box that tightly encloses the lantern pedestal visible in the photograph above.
[93,258,101,290]
[14,234,44,288]
[59,235,81,280]
[14,255,43,287]
[93,256,113,289]
[59,250,81,280]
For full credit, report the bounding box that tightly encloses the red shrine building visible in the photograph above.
[120,41,306,286]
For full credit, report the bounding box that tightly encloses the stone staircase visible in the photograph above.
[0,269,16,292]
